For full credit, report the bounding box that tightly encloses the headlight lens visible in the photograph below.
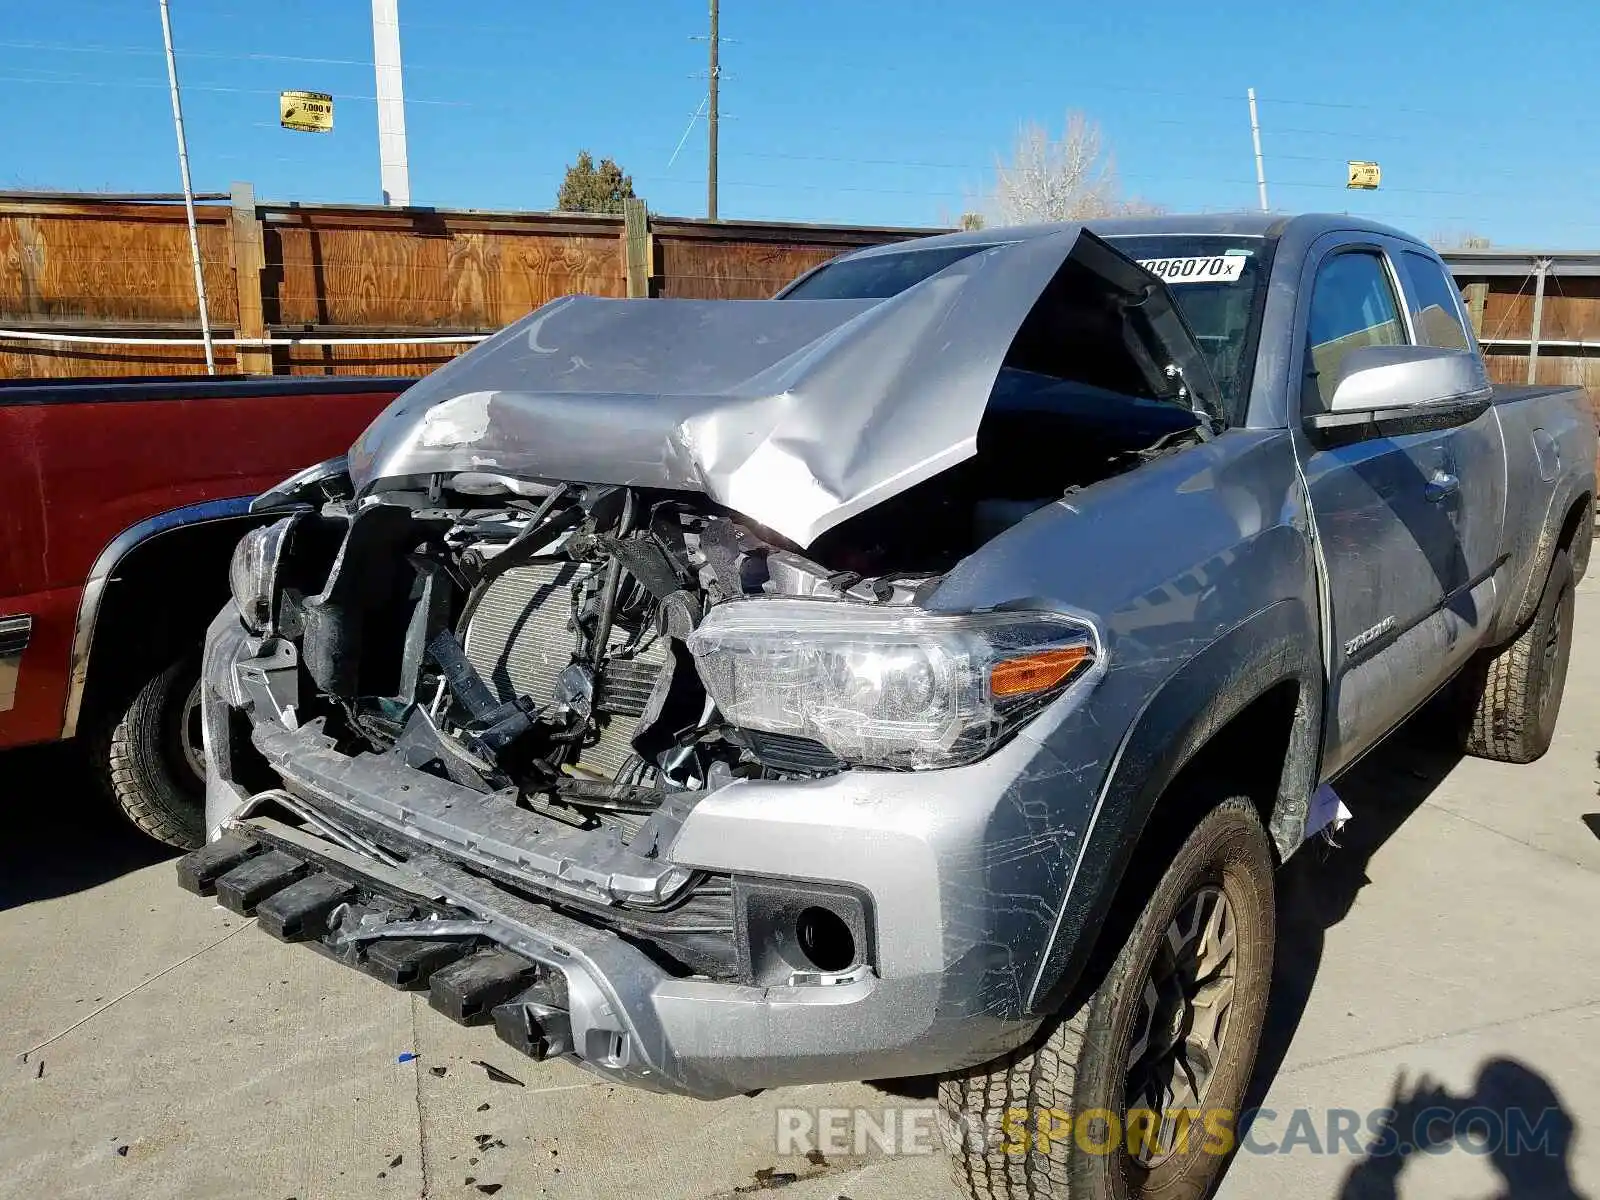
[228,516,298,634]
[686,599,1100,769]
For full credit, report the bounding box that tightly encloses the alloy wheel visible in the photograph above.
[1124,883,1238,1166]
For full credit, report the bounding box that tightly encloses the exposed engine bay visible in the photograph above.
[248,370,1201,844]
[280,480,880,823]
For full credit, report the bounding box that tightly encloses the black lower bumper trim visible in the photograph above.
[362,938,471,989]
[214,850,310,915]
[257,874,357,941]
[178,832,599,1079]
[176,833,262,896]
[429,950,536,1025]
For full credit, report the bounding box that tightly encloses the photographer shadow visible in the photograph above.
[1233,711,1586,1198]
[1338,1058,1584,1200]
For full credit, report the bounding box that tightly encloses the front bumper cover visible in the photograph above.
[193,607,1101,1099]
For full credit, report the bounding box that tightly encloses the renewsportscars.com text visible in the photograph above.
[774,1104,1567,1160]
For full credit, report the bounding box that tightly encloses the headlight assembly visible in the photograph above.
[250,455,351,513]
[686,599,1101,770]
[228,515,299,635]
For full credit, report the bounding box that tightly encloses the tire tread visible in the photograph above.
[1464,551,1573,764]
[91,659,205,850]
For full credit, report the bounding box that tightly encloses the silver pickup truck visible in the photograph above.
[179,213,1593,1200]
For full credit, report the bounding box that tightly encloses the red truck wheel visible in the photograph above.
[93,657,207,850]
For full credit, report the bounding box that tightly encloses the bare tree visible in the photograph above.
[1429,230,1491,251]
[988,112,1161,225]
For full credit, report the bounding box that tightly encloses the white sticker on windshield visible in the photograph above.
[1137,255,1247,284]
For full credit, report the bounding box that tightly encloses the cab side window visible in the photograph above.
[1305,251,1407,412]
[1400,250,1473,352]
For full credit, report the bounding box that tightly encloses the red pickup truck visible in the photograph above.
[0,375,404,847]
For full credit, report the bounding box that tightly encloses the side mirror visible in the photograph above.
[1308,345,1491,436]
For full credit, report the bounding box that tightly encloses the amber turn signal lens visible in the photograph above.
[989,645,1092,698]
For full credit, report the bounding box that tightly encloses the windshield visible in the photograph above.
[779,243,997,300]
[1103,234,1275,422]
[780,232,1270,423]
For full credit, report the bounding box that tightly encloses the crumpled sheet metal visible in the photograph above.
[346,228,1088,547]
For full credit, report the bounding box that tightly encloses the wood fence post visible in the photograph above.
[1464,281,1488,337]
[624,197,651,298]
[229,181,273,374]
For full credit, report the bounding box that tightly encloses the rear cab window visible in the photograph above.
[1399,250,1473,352]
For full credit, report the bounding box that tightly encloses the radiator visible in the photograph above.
[462,562,667,779]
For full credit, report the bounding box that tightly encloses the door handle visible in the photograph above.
[1425,470,1459,502]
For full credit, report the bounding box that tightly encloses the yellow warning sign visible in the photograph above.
[1347,161,1382,190]
[280,90,334,133]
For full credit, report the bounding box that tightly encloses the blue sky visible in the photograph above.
[3,0,1596,246]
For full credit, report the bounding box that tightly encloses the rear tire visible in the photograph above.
[1463,550,1574,764]
[939,796,1275,1200]
[92,656,207,850]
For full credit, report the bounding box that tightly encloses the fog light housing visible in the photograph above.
[734,878,873,987]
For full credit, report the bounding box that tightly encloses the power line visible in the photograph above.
[732,146,1399,172]
[0,53,1576,168]
[0,37,1484,120]
[1,13,1588,237]
[0,65,1579,207]
[0,71,470,106]
[714,149,1519,201]
[0,38,366,64]
[0,38,576,79]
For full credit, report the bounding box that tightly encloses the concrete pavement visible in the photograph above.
[3,585,1599,1199]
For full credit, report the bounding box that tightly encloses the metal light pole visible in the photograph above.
[371,0,412,206]
[1247,87,1269,214]
[157,0,216,374]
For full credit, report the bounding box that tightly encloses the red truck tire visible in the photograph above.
[92,656,207,849]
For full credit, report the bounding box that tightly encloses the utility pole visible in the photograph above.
[371,0,411,206]
[157,0,215,374]
[1247,87,1269,214]
[1528,258,1551,384]
[707,0,719,220]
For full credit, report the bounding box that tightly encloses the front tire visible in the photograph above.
[1463,550,1574,764]
[92,656,207,850]
[939,797,1275,1200]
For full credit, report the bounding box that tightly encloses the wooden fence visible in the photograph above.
[2,188,1596,424]
[0,187,929,379]
[1445,256,1600,423]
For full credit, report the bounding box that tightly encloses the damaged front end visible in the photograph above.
[187,226,1218,1097]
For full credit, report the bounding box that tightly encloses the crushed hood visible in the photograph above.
[348,227,1215,546]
